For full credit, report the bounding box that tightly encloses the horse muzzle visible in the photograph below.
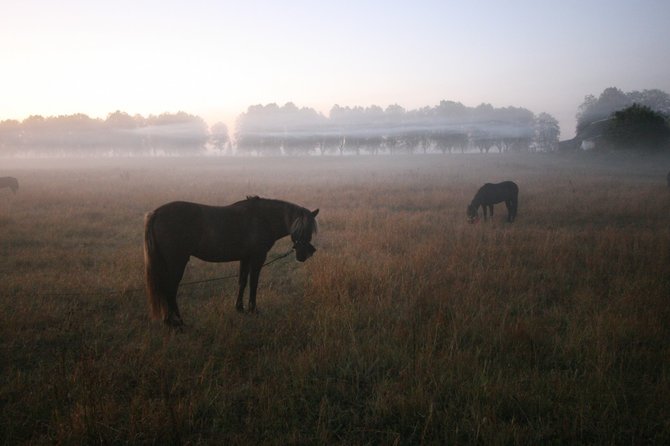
[293,241,316,262]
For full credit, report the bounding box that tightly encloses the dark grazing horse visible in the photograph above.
[144,196,319,327]
[467,181,519,223]
[0,177,18,193]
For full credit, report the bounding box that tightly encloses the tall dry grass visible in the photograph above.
[1,153,669,444]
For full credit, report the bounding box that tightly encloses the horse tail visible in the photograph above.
[511,182,519,218]
[144,211,168,321]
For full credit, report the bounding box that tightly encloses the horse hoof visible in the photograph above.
[163,318,184,332]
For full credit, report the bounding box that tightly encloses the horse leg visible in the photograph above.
[164,256,188,328]
[482,204,493,221]
[165,289,183,328]
[236,259,250,312]
[507,199,518,222]
[248,253,268,313]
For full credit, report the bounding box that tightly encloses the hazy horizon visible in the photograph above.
[2,0,670,139]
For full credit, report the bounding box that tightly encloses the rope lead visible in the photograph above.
[31,248,295,298]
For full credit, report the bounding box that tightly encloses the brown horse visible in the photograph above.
[0,177,18,193]
[144,196,319,327]
[467,181,518,223]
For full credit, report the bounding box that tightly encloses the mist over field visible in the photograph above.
[1,153,669,443]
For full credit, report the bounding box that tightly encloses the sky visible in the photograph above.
[1,0,669,138]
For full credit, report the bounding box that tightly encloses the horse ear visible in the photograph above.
[311,209,319,217]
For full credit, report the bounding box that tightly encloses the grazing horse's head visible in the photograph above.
[291,208,319,262]
[466,204,480,224]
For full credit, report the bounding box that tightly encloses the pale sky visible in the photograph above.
[1,0,669,138]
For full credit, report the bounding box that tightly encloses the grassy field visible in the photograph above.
[1,153,669,444]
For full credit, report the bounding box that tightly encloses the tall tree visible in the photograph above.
[627,89,670,115]
[210,122,230,153]
[534,112,560,151]
[576,87,643,134]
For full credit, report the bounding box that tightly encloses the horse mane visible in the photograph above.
[228,195,260,207]
[231,196,317,238]
[290,209,318,240]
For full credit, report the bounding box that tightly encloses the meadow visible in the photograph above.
[1,153,669,445]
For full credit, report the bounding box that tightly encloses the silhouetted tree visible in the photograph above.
[627,89,670,115]
[534,112,560,151]
[603,104,670,152]
[316,134,344,155]
[577,87,631,134]
[210,122,230,153]
[432,130,468,154]
[575,87,670,138]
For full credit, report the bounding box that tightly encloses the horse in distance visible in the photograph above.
[144,196,319,328]
[467,181,519,223]
[0,177,18,193]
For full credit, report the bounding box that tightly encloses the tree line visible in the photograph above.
[1,88,668,156]
[0,101,559,156]
[571,88,670,152]
[235,102,560,156]
[0,111,219,156]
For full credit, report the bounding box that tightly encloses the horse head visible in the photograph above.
[466,204,480,224]
[291,208,319,262]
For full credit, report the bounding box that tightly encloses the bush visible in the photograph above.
[603,104,670,152]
